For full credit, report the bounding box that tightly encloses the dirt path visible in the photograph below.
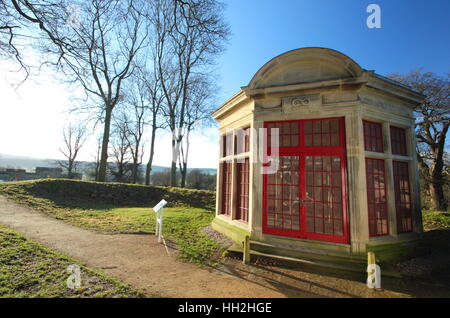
[0,196,408,298]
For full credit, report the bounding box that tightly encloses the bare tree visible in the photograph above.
[389,70,450,211]
[0,0,64,80]
[109,112,133,183]
[3,1,150,182]
[186,169,216,190]
[151,168,172,186]
[86,134,102,181]
[0,1,24,69]
[151,0,229,186]
[144,72,165,186]
[123,82,148,184]
[178,74,215,187]
[130,65,166,186]
[57,123,87,179]
[19,0,149,182]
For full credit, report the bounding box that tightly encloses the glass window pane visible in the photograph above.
[313,134,321,146]
[313,121,322,133]
[324,219,333,235]
[393,161,412,233]
[365,158,388,236]
[330,133,339,146]
[304,121,312,134]
[363,121,383,153]
[307,217,314,232]
[322,120,330,133]
[265,155,301,231]
[330,120,339,133]
[305,134,312,146]
[315,219,324,234]
[334,220,343,236]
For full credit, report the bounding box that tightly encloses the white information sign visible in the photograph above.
[153,199,168,243]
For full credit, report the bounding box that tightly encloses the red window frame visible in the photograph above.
[304,119,341,147]
[390,126,407,156]
[265,156,301,233]
[267,121,299,148]
[393,161,413,233]
[236,158,250,222]
[363,120,384,153]
[262,117,349,244]
[365,158,389,237]
[220,161,232,216]
[305,155,346,239]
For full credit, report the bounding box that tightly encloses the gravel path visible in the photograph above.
[0,195,410,298]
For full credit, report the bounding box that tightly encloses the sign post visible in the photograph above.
[153,199,168,243]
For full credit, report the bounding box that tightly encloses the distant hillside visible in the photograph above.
[0,153,216,175]
[0,154,56,172]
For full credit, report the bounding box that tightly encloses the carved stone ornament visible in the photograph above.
[282,94,321,113]
[292,96,310,106]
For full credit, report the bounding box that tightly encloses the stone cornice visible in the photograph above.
[213,71,426,121]
[366,73,426,106]
[241,75,368,97]
[212,90,249,120]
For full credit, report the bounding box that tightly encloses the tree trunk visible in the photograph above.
[132,161,138,184]
[67,161,73,179]
[145,126,157,186]
[170,132,178,187]
[132,141,139,184]
[428,125,449,211]
[145,161,152,186]
[98,107,113,182]
[95,165,99,181]
[429,177,447,211]
[180,161,187,188]
[170,160,177,187]
[179,130,190,188]
[429,152,447,211]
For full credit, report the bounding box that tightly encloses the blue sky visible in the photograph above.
[1,0,449,168]
[217,0,450,101]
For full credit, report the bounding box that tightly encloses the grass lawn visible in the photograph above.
[0,224,143,298]
[0,180,225,266]
[48,206,225,266]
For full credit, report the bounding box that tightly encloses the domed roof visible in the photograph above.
[247,47,365,89]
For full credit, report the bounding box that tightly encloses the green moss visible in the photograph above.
[211,217,250,244]
[367,239,429,264]
[422,210,450,231]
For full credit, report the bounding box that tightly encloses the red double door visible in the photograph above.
[262,118,349,244]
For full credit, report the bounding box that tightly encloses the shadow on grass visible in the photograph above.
[26,190,215,213]
[423,228,450,247]
[50,198,120,211]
